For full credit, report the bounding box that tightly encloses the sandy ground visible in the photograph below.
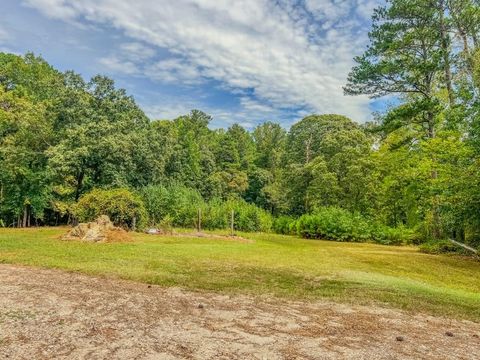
[0,265,479,360]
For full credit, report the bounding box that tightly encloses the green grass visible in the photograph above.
[1,227,480,321]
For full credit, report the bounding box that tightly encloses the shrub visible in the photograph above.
[296,207,370,242]
[200,198,229,230]
[158,214,174,233]
[229,199,261,232]
[273,216,296,235]
[258,210,274,233]
[141,186,272,232]
[419,240,460,254]
[140,184,205,227]
[285,206,409,245]
[75,188,147,230]
[201,198,273,232]
[369,224,412,245]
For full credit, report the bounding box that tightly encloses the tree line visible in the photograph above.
[1,0,480,250]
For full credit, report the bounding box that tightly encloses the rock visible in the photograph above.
[445,331,454,337]
[96,215,114,228]
[198,304,204,309]
[145,227,174,235]
[63,215,122,242]
[396,336,405,342]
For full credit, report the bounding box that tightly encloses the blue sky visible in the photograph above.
[0,0,385,129]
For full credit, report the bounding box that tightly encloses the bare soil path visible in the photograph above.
[0,264,479,359]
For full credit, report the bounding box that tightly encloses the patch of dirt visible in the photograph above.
[103,229,132,243]
[0,265,479,359]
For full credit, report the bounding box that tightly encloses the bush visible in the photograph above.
[140,184,205,227]
[257,210,274,233]
[228,199,268,232]
[141,185,273,232]
[201,198,273,232]
[283,206,409,244]
[75,188,147,230]
[419,240,460,254]
[200,198,229,230]
[295,207,370,242]
[369,224,412,245]
[273,216,296,235]
[158,214,174,233]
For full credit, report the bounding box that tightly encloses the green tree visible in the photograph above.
[47,73,149,206]
[344,0,457,238]
[0,52,62,227]
[165,110,216,194]
[282,114,372,215]
[0,87,52,226]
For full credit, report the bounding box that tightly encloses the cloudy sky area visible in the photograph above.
[0,0,384,128]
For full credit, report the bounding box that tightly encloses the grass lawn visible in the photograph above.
[1,227,479,322]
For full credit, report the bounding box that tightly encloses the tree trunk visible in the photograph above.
[197,208,202,232]
[460,31,475,78]
[22,205,28,228]
[427,113,442,238]
[72,216,79,226]
[438,0,455,106]
[447,1,474,82]
[74,170,85,201]
[428,114,436,139]
[461,32,470,57]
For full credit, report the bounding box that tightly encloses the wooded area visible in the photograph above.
[1,0,480,251]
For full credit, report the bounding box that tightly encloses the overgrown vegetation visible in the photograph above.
[75,188,147,230]
[140,184,204,228]
[140,184,272,232]
[274,207,411,245]
[2,0,480,252]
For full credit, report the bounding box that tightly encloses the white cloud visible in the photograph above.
[141,94,284,130]
[23,0,78,20]
[142,100,239,128]
[98,56,139,75]
[240,97,277,114]
[145,58,203,85]
[0,25,15,54]
[23,0,380,122]
[120,42,156,61]
[143,102,198,121]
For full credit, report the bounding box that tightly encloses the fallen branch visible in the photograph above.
[449,239,478,254]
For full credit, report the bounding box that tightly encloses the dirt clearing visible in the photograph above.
[0,265,478,359]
